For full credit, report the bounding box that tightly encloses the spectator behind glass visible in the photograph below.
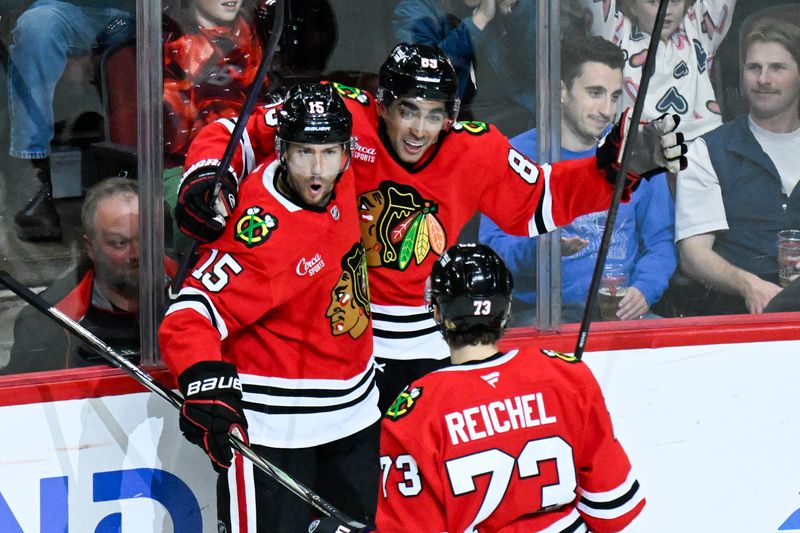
[580,0,736,142]
[3,178,171,374]
[480,36,677,325]
[162,0,270,169]
[391,0,538,135]
[675,18,800,315]
[7,0,135,242]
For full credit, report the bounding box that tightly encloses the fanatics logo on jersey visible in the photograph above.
[386,386,422,421]
[540,348,579,364]
[235,206,278,248]
[481,371,500,388]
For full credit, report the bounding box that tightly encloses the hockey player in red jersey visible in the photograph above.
[159,83,381,532]
[174,43,687,412]
[311,243,645,533]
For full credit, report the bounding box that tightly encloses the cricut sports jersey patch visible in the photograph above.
[234,206,278,248]
[540,348,579,364]
[452,121,490,135]
[333,82,370,106]
[386,386,423,421]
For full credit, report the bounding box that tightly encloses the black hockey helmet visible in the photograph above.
[377,43,460,122]
[426,243,513,333]
[276,82,352,146]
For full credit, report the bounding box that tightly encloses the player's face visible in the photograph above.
[628,0,685,41]
[561,62,623,150]
[284,142,347,207]
[85,193,140,300]
[744,41,800,123]
[380,97,447,164]
[190,0,243,27]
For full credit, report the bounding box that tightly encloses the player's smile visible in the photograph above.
[381,97,448,164]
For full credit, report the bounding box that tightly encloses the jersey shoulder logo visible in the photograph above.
[386,386,423,421]
[326,243,371,339]
[452,121,490,135]
[358,180,447,271]
[332,82,371,106]
[540,348,579,364]
[235,206,278,248]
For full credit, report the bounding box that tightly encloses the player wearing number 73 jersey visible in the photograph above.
[376,244,645,532]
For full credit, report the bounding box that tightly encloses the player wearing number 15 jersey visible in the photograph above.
[176,43,686,414]
[375,244,645,532]
[161,84,381,532]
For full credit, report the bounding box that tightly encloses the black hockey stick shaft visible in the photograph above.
[573,0,671,360]
[171,0,285,295]
[0,270,367,528]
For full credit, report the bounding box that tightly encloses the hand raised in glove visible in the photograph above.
[178,360,248,472]
[597,108,688,195]
[175,164,239,242]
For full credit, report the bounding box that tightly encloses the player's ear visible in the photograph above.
[560,80,567,104]
[432,304,442,324]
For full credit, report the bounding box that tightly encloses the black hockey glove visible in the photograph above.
[175,164,239,242]
[308,518,372,533]
[178,360,248,472]
[597,109,687,196]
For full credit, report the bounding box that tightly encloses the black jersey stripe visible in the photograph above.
[242,366,375,398]
[241,378,377,415]
[372,311,433,323]
[579,480,640,510]
[533,184,548,235]
[373,324,440,339]
[172,293,218,331]
[559,515,586,533]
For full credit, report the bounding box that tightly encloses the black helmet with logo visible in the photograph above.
[277,82,352,145]
[378,43,460,121]
[426,243,513,333]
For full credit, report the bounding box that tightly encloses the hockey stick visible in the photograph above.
[170,0,285,296]
[0,270,367,529]
[573,0,671,361]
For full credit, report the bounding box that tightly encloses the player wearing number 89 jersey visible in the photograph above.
[375,244,645,532]
[179,43,683,415]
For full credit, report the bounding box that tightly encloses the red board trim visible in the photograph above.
[0,313,798,407]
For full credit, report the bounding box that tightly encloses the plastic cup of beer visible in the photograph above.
[778,229,800,288]
[598,264,628,321]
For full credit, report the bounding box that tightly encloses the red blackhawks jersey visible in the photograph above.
[183,83,618,361]
[159,158,380,448]
[376,349,645,532]
[162,16,267,166]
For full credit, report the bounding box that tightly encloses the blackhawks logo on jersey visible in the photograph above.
[452,120,490,135]
[333,82,370,106]
[235,206,277,248]
[358,181,446,271]
[386,386,423,421]
[326,243,371,339]
[540,348,579,364]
